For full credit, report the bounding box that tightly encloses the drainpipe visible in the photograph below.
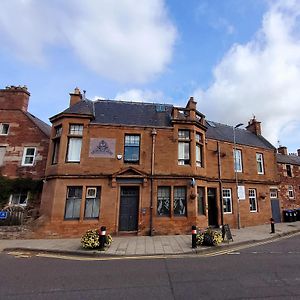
[217,141,224,226]
[150,128,157,236]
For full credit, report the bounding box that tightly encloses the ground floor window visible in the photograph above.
[222,189,232,213]
[157,187,171,216]
[64,186,82,219]
[157,186,187,217]
[249,189,257,212]
[84,187,101,219]
[9,192,28,206]
[197,187,205,215]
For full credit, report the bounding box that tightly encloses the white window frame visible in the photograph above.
[178,130,190,165]
[0,123,9,135]
[288,186,294,199]
[21,147,36,166]
[249,189,257,212]
[256,153,264,174]
[9,192,29,206]
[270,188,278,199]
[222,189,232,214]
[234,149,243,172]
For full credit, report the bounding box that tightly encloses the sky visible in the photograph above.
[0,0,300,153]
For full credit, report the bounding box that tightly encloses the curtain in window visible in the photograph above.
[178,142,189,159]
[67,138,82,162]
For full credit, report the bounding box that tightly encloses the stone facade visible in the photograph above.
[38,89,279,237]
[0,86,50,210]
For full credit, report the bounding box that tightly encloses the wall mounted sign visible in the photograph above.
[89,138,116,158]
[238,185,246,200]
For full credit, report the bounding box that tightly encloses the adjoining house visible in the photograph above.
[276,146,300,214]
[0,86,51,220]
[39,88,279,237]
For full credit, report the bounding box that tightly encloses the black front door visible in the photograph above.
[119,186,139,231]
[207,188,218,227]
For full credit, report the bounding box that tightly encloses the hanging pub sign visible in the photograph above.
[89,138,116,158]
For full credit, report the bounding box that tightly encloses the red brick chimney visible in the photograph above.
[278,146,288,155]
[69,87,82,107]
[0,85,30,112]
[186,96,197,110]
[246,117,261,135]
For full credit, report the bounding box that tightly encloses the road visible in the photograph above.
[1,234,300,300]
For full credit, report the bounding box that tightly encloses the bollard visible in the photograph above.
[99,226,107,249]
[270,218,275,234]
[192,225,197,248]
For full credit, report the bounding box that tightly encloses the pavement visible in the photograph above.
[1,222,300,258]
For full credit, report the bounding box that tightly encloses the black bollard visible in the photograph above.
[270,218,275,234]
[99,226,107,249]
[192,225,197,248]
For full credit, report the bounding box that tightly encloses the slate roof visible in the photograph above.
[277,153,300,166]
[58,99,275,150]
[25,112,51,137]
[91,100,173,127]
[205,120,275,150]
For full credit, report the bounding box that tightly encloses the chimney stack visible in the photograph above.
[278,146,288,155]
[69,87,82,107]
[0,85,30,112]
[246,116,261,135]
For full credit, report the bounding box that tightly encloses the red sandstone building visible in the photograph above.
[0,86,50,210]
[39,88,279,236]
[276,146,300,212]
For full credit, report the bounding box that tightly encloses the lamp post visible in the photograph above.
[233,123,243,229]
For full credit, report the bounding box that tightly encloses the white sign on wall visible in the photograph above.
[238,185,246,200]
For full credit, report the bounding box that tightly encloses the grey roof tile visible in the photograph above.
[277,153,300,165]
[25,112,51,137]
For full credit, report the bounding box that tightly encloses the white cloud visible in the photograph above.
[0,0,176,83]
[194,0,300,152]
[115,89,165,103]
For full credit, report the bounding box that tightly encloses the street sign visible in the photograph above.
[0,211,8,219]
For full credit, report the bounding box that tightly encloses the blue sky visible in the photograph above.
[1,0,300,153]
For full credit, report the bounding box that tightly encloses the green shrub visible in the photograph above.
[81,228,113,249]
[196,228,222,246]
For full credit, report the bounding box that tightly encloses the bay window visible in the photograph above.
[178,130,190,165]
[67,124,83,162]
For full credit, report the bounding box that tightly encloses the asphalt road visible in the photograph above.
[1,234,300,300]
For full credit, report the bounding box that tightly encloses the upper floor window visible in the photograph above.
[288,185,294,199]
[21,147,36,166]
[124,134,140,163]
[249,189,257,212]
[234,149,243,172]
[52,125,62,164]
[286,164,292,177]
[256,153,264,174]
[178,130,190,165]
[66,124,83,162]
[0,146,6,166]
[0,123,9,135]
[270,188,278,199]
[222,189,232,214]
[196,132,203,167]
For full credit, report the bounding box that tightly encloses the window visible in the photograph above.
[157,187,170,216]
[9,192,28,206]
[197,187,206,215]
[67,124,83,162]
[270,188,278,199]
[124,135,140,163]
[256,153,264,174]
[234,149,243,172]
[286,164,292,177]
[64,187,82,219]
[249,189,257,212]
[0,123,9,135]
[21,147,36,166]
[288,186,294,199]
[178,130,190,165]
[174,187,187,216]
[222,189,232,214]
[84,187,100,219]
[196,133,203,167]
[0,146,6,166]
[52,125,62,164]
